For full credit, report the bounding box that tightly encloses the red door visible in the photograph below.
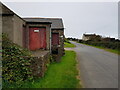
[39,28,46,49]
[52,33,59,45]
[29,27,40,50]
[29,27,46,50]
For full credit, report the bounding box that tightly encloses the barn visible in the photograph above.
[2,3,64,62]
[50,18,65,61]
[2,4,26,47]
[1,4,51,77]
[23,18,52,51]
[23,18,65,61]
[1,3,65,77]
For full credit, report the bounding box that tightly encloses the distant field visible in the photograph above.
[64,42,76,48]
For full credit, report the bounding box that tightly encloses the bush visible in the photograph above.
[64,38,71,43]
[2,33,34,88]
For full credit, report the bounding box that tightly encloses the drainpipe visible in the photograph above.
[50,25,52,54]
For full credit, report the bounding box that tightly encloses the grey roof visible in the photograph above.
[1,3,26,22]
[23,18,64,29]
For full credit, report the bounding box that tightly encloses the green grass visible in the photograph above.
[64,42,76,48]
[105,48,120,55]
[21,50,82,88]
[80,43,120,55]
[94,45,120,55]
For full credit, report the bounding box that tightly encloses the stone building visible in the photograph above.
[82,34,101,41]
[2,4,26,47]
[1,3,65,77]
[23,18,65,61]
[1,3,65,62]
[23,18,52,51]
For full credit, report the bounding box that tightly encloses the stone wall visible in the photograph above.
[30,51,50,77]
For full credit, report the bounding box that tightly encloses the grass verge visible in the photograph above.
[64,42,76,48]
[21,50,82,88]
[80,43,120,55]
[94,45,120,55]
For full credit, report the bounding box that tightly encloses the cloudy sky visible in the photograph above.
[2,1,118,39]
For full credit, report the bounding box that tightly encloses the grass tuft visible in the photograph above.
[64,42,76,48]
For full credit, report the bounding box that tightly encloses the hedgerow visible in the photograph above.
[64,38,71,43]
[79,40,120,51]
[2,33,34,88]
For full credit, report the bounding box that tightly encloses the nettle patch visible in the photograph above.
[2,33,34,88]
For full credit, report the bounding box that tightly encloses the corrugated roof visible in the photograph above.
[23,18,64,29]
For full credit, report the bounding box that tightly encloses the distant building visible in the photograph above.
[82,33,116,42]
[101,37,115,42]
[82,34,96,41]
[82,34,101,41]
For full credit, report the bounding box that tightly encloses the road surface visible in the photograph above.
[68,41,118,88]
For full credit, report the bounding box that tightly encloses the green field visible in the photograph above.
[64,42,76,48]
[21,51,82,88]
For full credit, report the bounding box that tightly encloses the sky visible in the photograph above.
[1,1,118,39]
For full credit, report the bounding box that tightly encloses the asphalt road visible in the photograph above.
[69,41,118,88]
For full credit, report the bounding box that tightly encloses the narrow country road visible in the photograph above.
[68,41,118,88]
